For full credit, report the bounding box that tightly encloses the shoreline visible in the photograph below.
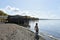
[19,25,59,40]
[0,23,59,40]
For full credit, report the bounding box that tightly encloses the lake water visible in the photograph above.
[29,20,60,40]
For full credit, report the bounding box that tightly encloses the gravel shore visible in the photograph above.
[0,24,45,40]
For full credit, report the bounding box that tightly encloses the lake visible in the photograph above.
[29,20,60,40]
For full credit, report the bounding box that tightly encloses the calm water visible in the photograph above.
[29,20,60,39]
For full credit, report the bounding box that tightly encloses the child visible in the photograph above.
[34,23,39,40]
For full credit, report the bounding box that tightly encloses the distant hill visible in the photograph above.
[0,10,8,16]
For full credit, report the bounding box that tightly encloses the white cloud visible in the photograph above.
[5,5,11,10]
[5,5,19,12]
[0,5,60,19]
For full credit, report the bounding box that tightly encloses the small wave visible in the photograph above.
[39,32,59,40]
[48,35,54,38]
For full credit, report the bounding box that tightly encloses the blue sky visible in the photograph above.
[0,0,60,19]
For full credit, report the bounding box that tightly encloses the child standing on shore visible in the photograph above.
[34,23,39,40]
